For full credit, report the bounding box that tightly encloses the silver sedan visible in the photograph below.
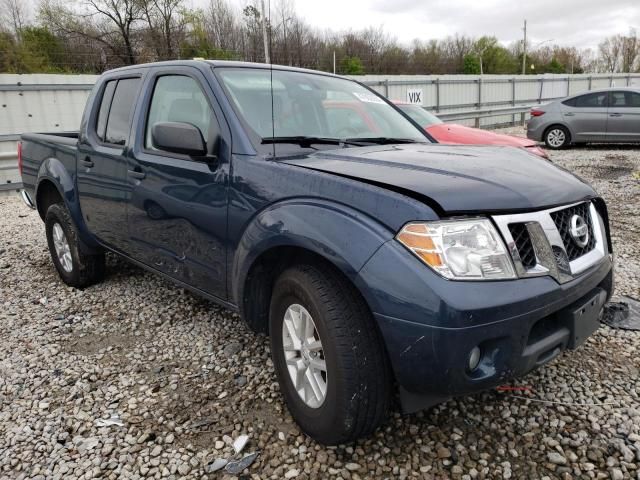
[527,87,640,149]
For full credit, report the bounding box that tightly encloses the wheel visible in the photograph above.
[45,203,105,288]
[544,125,571,149]
[269,264,391,444]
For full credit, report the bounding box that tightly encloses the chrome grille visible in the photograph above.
[508,223,536,269]
[550,203,597,261]
[492,201,608,284]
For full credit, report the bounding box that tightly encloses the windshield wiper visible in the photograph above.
[344,137,422,145]
[262,136,363,148]
[261,136,423,149]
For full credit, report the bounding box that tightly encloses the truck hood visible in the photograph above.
[280,143,596,214]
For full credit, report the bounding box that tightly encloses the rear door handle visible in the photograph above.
[128,168,146,180]
[565,112,575,116]
[609,113,623,117]
[80,157,94,168]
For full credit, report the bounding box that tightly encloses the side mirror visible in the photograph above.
[151,122,207,157]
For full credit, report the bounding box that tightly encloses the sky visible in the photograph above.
[191,0,640,51]
[22,0,640,51]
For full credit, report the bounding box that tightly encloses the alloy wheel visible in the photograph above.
[52,223,73,272]
[281,303,328,408]
[547,129,566,148]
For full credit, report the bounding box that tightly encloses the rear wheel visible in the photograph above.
[45,203,105,288]
[544,125,571,149]
[269,264,392,445]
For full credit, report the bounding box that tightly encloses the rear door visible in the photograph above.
[126,67,230,300]
[606,90,640,142]
[77,75,142,252]
[562,91,609,142]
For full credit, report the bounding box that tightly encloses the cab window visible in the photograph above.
[145,75,214,151]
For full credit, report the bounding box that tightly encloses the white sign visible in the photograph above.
[406,89,423,105]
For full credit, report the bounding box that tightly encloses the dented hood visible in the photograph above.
[280,143,596,214]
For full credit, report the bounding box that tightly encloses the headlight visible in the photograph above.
[396,219,516,280]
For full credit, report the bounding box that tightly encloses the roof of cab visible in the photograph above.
[100,59,343,79]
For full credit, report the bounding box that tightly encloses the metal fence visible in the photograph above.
[355,73,640,127]
[2,72,640,194]
[0,74,97,193]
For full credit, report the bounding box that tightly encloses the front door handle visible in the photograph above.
[128,168,146,180]
[80,157,94,168]
[609,113,623,117]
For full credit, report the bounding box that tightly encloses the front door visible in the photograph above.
[606,90,640,143]
[562,91,609,142]
[77,76,142,252]
[126,69,229,299]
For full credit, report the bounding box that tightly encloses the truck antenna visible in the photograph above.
[261,0,275,158]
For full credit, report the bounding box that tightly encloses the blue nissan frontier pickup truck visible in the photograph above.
[19,60,614,445]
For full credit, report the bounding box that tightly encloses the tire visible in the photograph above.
[269,264,391,444]
[544,125,571,149]
[45,203,105,288]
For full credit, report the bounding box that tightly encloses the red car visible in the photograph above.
[395,102,549,159]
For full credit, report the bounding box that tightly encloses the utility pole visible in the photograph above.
[333,51,336,74]
[260,0,270,64]
[522,19,527,75]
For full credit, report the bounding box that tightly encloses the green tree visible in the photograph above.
[473,36,518,74]
[462,53,481,74]
[546,57,565,73]
[20,26,66,72]
[340,56,364,75]
[0,30,19,72]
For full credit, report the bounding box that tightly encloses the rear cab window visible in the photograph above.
[93,77,141,146]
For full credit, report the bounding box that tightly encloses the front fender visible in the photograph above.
[231,198,394,305]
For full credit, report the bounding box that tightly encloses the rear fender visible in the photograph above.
[36,158,101,251]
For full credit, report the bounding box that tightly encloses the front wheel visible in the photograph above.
[269,264,391,445]
[45,203,105,288]
[544,125,571,149]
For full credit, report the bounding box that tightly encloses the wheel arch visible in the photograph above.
[232,199,394,334]
[35,158,101,252]
[35,179,64,221]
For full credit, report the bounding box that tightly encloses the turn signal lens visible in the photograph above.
[396,219,516,280]
[396,224,443,267]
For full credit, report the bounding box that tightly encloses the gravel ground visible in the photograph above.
[1,139,639,480]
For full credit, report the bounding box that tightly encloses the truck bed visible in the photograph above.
[20,132,80,199]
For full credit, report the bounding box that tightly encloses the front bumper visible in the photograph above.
[356,240,613,413]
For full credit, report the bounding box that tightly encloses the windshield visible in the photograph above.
[397,104,443,127]
[216,68,429,145]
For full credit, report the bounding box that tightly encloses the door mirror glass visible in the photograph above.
[151,122,208,157]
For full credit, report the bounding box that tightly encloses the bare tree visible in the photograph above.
[206,0,240,52]
[598,36,621,73]
[84,0,142,64]
[1,0,28,41]
[140,0,186,60]
[621,29,639,73]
